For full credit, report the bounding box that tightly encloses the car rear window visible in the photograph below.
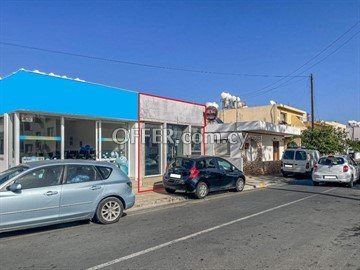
[318,157,345,165]
[96,166,113,179]
[172,158,195,170]
[282,150,295,160]
[295,151,307,161]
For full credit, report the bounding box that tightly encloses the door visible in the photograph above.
[0,166,63,230]
[273,141,280,161]
[282,150,295,172]
[293,150,308,173]
[60,165,104,220]
[203,157,222,190]
[217,158,238,189]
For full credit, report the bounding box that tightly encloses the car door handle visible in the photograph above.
[91,185,102,190]
[44,191,58,196]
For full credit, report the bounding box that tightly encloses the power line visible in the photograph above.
[240,20,360,96]
[0,41,307,78]
[244,77,308,99]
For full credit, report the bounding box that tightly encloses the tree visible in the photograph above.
[346,139,360,152]
[301,126,348,155]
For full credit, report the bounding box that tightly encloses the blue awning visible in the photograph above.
[0,70,138,121]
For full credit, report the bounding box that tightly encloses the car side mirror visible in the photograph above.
[231,165,236,172]
[8,183,22,193]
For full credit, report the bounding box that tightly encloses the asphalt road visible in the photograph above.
[1,179,359,270]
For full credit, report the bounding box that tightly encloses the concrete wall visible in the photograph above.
[140,94,205,126]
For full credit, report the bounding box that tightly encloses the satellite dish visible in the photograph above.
[270,100,276,105]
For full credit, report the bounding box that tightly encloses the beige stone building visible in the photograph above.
[218,104,307,130]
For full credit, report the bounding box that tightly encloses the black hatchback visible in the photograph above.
[163,156,246,199]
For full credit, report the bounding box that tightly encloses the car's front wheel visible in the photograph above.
[312,181,319,186]
[95,197,124,224]
[194,182,208,199]
[235,177,245,192]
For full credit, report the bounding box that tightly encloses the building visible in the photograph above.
[0,69,206,188]
[205,103,304,175]
[219,104,306,129]
[348,126,360,141]
[138,93,205,190]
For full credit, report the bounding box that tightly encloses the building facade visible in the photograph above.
[0,69,206,185]
[219,104,306,129]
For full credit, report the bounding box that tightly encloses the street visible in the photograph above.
[0,179,359,270]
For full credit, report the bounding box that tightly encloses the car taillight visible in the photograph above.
[313,164,318,172]
[343,165,349,172]
[189,166,200,180]
[306,162,310,169]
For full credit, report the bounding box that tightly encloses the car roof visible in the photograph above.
[172,155,223,160]
[22,159,116,168]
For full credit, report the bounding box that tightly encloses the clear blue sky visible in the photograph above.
[0,0,359,123]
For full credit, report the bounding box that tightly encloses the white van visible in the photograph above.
[281,148,320,177]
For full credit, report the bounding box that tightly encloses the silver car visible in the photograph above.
[312,155,360,188]
[0,160,135,232]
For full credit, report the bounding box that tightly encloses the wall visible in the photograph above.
[139,94,205,126]
[220,105,274,123]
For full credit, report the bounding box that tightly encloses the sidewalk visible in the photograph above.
[128,174,288,213]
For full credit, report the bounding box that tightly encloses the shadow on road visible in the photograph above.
[269,182,360,202]
[0,213,128,239]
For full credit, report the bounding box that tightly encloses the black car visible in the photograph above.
[163,156,246,199]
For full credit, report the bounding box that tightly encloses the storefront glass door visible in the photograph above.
[167,124,187,162]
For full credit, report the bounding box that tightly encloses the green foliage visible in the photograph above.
[301,126,348,155]
[287,139,298,148]
[347,139,360,152]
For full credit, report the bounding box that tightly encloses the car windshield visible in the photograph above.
[0,166,29,185]
[318,157,345,165]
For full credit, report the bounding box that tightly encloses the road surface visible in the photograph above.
[1,179,359,269]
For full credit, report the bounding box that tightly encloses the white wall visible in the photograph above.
[140,94,204,126]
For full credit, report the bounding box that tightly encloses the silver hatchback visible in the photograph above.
[312,155,360,188]
[0,160,135,232]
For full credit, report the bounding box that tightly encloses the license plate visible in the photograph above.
[284,164,293,168]
[170,173,181,179]
[324,175,336,179]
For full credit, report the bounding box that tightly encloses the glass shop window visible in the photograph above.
[101,122,129,175]
[20,114,61,163]
[191,127,202,156]
[145,124,162,176]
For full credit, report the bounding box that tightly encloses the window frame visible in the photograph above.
[96,166,113,179]
[11,165,64,190]
[217,158,233,172]
[295,150,307,161]
[63,165,103,185]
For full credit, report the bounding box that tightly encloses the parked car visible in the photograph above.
[163,156,246,199]
[312,155,360,188]
[281,148,320,177]
[0,160,135,233]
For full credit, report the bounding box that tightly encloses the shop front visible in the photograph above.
[138,93,205,191]
[0,69,138,177]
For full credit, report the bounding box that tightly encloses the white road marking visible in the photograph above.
[87,187,337,270]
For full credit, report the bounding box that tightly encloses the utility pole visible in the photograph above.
[310,73,314,130]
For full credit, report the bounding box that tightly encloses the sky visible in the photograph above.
[0,0,359,123]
